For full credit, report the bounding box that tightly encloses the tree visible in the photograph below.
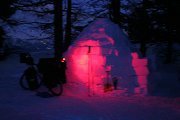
[7,0,54,51]
[156,1,180,63]
[0,27,5,48]
[0,0,16,49]
[53,0,63,59]
[0,0,16,20]
[14,0,64,57]
[127,0,151,57]
[64,0,72,52]
[110,0,121,24]
[127,0,179,61]
[137,1,151,57]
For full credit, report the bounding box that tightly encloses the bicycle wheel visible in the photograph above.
[19,72,42,90]
[48,81,63,96]
[19,73,29,90]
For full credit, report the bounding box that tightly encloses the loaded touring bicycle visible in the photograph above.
[19,53,66,96]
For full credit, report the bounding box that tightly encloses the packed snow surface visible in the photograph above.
[0,53,179,120]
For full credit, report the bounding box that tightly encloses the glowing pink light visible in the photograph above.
[60,57,66,62]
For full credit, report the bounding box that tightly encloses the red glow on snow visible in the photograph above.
[66,44,149,95]
[66,42,149,95]
[65,40,107,94]
[131,52,149,95]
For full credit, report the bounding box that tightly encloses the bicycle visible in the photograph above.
[19,53,65,96]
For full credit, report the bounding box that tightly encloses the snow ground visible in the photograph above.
[0,53,180,120]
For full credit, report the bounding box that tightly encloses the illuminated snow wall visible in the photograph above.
[64,19,149,95]
[131,52,149,95]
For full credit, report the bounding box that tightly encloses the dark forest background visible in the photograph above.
[0,0,179,63]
